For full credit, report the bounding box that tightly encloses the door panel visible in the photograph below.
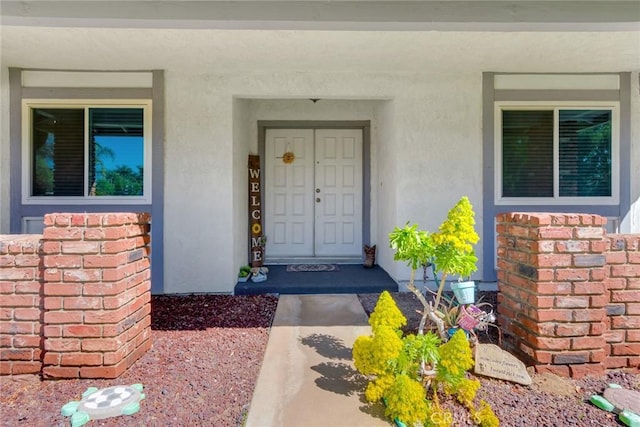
[265,129,314,257]
[314,129,363,257]
[264,128,363,261]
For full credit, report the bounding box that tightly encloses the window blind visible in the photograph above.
[32,108,84,196]
[558,110,611,197]
[502,110,553,197]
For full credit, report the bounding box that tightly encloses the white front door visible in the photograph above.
[264,128,363,261]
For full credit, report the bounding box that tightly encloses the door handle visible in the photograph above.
[316,188,320,193]
[316,198,321,203]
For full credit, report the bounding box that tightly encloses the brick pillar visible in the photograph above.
[0,235,44,375]
[42,213,151,379]
[496,213,607,378]
[605,234,640,369]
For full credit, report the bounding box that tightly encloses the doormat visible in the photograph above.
[286,264,340,272]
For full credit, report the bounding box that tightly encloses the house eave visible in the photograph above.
[2,1,639,32]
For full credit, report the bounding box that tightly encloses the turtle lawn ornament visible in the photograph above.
[590,383,640,427]
[61,383,145,427]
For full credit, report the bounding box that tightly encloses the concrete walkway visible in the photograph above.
[245,294,390,427]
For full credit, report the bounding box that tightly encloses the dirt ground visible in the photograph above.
[1,292,638,427]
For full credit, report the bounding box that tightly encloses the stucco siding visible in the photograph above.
[160,71,487,292]
[374,100,398,279]
[629,72,640,232]
[393,73,484,282]
[164,74,236,293]
[1,26,638,293]
[0,68,9,233]
[233,98,251,284]
[1,28,638,74]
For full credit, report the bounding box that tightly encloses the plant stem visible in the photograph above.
[433,272,448,311]
[407,270,446,340]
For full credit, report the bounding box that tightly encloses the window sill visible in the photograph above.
[495,197,618,206]
[22,197,151,205]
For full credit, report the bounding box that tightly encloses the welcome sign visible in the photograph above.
[248,155,264,267]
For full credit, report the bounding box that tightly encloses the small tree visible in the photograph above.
[389,196,479,340]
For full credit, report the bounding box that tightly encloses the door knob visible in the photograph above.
[316,188,320,193]
[316,197,321,203]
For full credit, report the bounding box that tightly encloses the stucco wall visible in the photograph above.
[1,28,638,294]
[373,100,398,278]
[161,71,485,293]
[3,67,639,293]
[0,68,9,233]
[392,73,484,282]
[629,72,640,233]
[163,74,236,293]
[233,98,251,281]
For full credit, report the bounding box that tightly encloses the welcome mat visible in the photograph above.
[286,264,340,272]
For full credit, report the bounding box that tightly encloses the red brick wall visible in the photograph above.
[0,236,44,375]
[0,212,151,379]
[605,234,640,370]
[496,212,639,378]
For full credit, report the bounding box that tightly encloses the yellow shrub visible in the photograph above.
[353,293,499,427]
[437,329,474,380]
[473,400,500,427]
[455,378,480,409]
[432,196,479,253]
[353,291,405,378]
[352,335,375,375]
[370,325,403,368]
[369,290,407,332]
[384,374,428,426]
[364,374,394,402]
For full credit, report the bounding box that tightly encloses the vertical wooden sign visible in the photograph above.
[248,155,264,267]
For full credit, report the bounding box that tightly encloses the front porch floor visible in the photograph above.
[234,264,398,295]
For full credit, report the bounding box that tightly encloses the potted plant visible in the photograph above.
[237,265,252,282]
[389,196,479,340]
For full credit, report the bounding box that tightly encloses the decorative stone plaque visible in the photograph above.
[474,343,532,385]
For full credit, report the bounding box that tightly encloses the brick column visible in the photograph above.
[42,213,151,379]
[496,213,607,378]
[0,236,44,375]
[605,235,640,369]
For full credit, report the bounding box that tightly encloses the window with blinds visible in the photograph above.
[558,110,611,197]
[29,104,147,200]
[502,110,553,197]
[500,107,613,201]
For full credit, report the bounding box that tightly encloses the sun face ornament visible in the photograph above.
[282,151,295,164]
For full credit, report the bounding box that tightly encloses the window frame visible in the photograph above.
[21,99,152,205]
[494,101,619,206]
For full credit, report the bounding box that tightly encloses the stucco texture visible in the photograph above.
[1,27,639,293]
[162,71,484,293]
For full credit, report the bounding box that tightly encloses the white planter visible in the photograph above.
[451,281,476,305]
[251,272,267,283]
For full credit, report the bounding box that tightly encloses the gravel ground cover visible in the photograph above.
[1,291,638,427]
[0,294,278,427]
